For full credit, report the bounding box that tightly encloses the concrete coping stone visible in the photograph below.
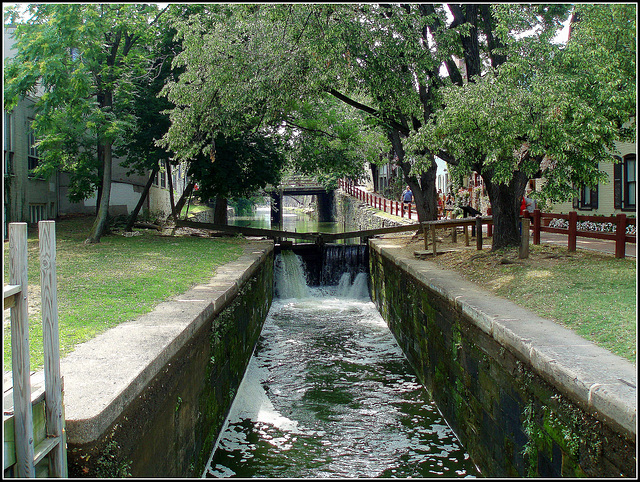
[370,238,637,440]
[32,239,274,445]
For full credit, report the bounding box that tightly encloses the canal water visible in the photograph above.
[203,250,479,478]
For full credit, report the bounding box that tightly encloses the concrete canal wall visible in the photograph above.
[60,240,274,478]
[368,238,636,477]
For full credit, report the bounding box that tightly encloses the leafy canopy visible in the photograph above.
[408,3,636,206]
[4,3,164,200]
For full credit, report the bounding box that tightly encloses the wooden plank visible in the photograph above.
[4,285,22,310]
[4,284,22,299]
[177,219,422,243]
[321,223,422,241]
[4,414,16,469]
[9,222,35,478]
[38,221,66,477]
[33,436,60,466]
[176,219,319,241]
[422,216,493,228]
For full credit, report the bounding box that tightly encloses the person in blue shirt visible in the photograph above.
[401,186,413,207]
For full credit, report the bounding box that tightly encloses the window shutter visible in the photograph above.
[613,160,622,209]
[572,183,579,209]
[590,183,598,209]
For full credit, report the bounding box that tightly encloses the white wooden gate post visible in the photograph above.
[39,220,67,477]
[9,222,36,477]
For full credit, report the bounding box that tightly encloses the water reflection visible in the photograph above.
[229,205,351,242]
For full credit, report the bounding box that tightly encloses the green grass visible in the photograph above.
[434,244,637,363]
[4,216,247,372]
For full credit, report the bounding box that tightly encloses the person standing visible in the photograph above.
[401,186,413,207]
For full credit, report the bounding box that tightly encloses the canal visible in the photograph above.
[202,237,480,477]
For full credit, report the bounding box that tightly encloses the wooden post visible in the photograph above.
[568,211,578,252]
[533,208,541,245]
[520,217,530,259]
[464,224,469,246]
[431,224,437,256]
[615,213,626,258]
[452,225,457,243]
[401,202,405,218]
[476,216,483,250]
[9,223,36,478]
[487,207,493,237]
[39,221,66,477]
[423,224,429,250]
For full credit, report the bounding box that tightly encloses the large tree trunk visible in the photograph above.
[125,165,159,232]
[85,139,113,244]
[482,168,529,250]
[389,130,438,222]
[213,196,228,225]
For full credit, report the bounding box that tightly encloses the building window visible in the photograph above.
[624,154,635,209]
[573,183,598,211]
[27,120,40,175]
[160,161,167,189]
[614,154,636,211]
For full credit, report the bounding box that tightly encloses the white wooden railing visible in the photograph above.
[4,221,66,477]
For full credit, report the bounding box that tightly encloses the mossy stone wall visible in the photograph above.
[66,251,273,478]
[369,247,635,477]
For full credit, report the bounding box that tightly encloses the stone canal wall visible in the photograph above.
[368,238,636,477]
[61,240,274,478]
[335,190,411,231]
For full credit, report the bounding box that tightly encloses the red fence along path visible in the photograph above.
[524,209,636,259]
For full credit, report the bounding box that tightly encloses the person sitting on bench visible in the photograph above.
[459,204,482,236]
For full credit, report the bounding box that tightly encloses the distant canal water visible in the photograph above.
[229,205,349,241]
[203,251,479,478]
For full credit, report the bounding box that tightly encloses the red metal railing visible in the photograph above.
[339,179,421,220]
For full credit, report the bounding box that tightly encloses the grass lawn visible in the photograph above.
[4,215,248,372]
[427,241,637,363]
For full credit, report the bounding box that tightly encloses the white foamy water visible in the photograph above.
[204,252,478,478]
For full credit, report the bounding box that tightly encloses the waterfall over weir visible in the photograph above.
[204,249,478,478]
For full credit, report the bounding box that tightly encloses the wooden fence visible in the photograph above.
[524,209,636,259]
[3,222,67,477]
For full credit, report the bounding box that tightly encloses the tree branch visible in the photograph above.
[283,119,339,139]
[327,88,410,136]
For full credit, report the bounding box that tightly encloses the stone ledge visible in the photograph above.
[370,238,636,440]
[58,240,273,445]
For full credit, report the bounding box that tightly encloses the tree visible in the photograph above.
[408,4,635,249]
[161,4,454,222]
[187,132,286,224]
[4,4,167,243]
[160,5,387,209]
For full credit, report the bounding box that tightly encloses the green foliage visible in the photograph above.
[4,4,166,201]
[188,132,286,201]
[409,4,636,207]
[95,440,132,478]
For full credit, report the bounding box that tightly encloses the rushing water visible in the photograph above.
[203,251,479,478]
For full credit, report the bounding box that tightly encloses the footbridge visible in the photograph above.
[175,219,421,246]
[266,176,333,224]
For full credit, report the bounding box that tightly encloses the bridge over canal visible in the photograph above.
[266,175,334,225]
